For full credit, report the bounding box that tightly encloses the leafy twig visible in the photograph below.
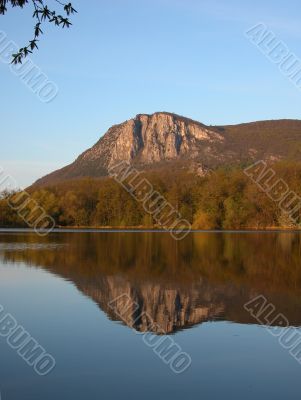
[0,0,77,63]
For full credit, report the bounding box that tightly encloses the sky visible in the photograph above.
[0,0,301,187]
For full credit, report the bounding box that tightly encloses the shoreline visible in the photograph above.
[0,226,301,233]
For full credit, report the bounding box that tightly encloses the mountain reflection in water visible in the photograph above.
[1,231,301,333]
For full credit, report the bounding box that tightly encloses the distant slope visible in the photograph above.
[33,113,301,187]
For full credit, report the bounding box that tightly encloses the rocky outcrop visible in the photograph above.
[98,113,224,167]
[33,113,301,186]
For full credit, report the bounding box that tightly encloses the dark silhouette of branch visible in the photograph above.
[0,0,77,63]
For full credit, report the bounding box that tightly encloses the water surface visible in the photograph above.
[0,231,300,399]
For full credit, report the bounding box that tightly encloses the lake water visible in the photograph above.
[0,230,300,399]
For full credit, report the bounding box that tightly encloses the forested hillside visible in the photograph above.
[1,162,301,229]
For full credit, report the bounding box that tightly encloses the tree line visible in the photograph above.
[1,162,301,229]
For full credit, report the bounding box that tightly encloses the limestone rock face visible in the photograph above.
[33,112,301,186]
[81,112,223,168]
[33,112,225,185]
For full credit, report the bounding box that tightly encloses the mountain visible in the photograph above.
[34,112,301,186]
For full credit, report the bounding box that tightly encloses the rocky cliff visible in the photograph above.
[34,112,301,186]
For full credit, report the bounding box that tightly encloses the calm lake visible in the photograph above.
[0,230,300,399]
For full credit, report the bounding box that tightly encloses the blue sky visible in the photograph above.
[1,0,301,187]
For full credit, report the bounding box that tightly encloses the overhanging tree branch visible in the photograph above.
[0,0,77,63]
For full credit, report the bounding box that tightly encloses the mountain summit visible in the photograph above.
[34,112,301,186]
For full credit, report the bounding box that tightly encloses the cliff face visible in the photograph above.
[81,113,224,168]
[33,112,301,186]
